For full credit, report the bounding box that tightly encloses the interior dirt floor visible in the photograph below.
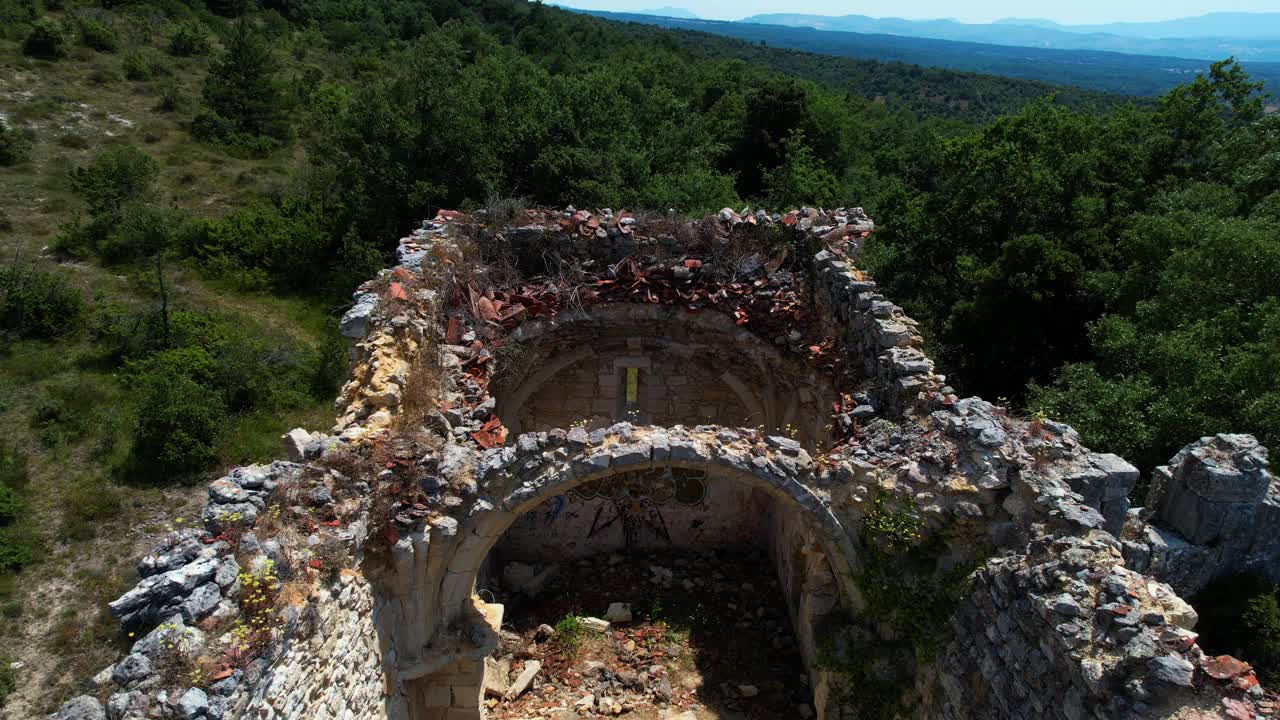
[484,548,816,720]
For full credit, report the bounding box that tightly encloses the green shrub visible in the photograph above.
[122,48,152,80]
[155,78,185,112]
[22,18,66,59]
[69,144,159,219]
[0,439,34,572]
[195,200,329,290]
[30,376,118,447]
[0,0,39,41]
[78,17,118,52]
[1192,575,1280,686]
[0,485,20,527]
[190,108,232,142]
[0,261,85,340]
[0,119,29,166]
[0,524,36,573]
[95,205,200,263]
[127,348,225,480]
[168,20,210,57]
[0,657,14,708]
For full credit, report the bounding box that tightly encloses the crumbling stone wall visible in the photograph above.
[56,206,1280,720]
[239,571,393,720]
[1124,434,1280,597]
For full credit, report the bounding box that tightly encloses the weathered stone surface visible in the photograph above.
[48,696,105,720]
[111,653,152,687]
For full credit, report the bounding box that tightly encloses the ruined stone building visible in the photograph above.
[57,207,1280,720]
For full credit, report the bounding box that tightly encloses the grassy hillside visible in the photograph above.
[0,20,342,715]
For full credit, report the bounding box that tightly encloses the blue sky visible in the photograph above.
[556,1,1280,24]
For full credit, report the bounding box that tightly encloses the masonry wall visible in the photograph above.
[496,304,836,445]
[513,351,759,434]
[238,570,399,720]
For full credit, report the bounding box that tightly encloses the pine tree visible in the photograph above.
[201,21,289,142]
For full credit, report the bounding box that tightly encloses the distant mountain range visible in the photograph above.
[635,6,698,19]
[737,12,1280,62]
[573,10,1280,97]
[992,12,1280,39]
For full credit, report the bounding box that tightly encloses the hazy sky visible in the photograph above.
[557,1,1280,24]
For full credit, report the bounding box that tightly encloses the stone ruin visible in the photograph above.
[52,206,1280,720]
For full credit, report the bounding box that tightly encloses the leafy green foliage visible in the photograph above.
[22,18,66,59]
[68,144,159,220]
[168,20,210,57]
[0,442,32,574]
[865,60,1277,468]
[0,119,28,166]
[0,261,84,341]
[0,656,13,708]
[0,486,20,528]
[764,129,841,210]
[1029,365,1155,465]
[1193,575,1280,686]
[118,308,342,480]
[554,614,585,655]
[122,48,161,80]
[78,17,118,53]
[127,347,227,480]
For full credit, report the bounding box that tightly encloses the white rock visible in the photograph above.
[504,660,542,700]
[580,617,610,633]
[605,602,632,623]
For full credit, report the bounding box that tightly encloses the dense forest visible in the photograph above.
[1,0,1279,709]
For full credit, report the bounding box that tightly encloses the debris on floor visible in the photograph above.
[483,548,814,719]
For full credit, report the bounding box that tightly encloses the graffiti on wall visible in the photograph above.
[570,467,708,549]
[500,467,776,559]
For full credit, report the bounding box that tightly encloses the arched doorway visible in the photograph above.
[403,435,860,720]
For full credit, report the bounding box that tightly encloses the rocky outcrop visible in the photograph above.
[1124,433,1278,596]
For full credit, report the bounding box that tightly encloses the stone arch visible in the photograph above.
[402,427,863,720]
[439,443,860,625]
